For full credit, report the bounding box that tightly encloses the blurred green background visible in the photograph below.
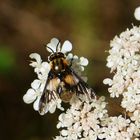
[0,0,140,140]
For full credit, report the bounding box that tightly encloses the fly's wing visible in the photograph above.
[64,67,96,99]
[39,67,96,114]
[39,71,60,115]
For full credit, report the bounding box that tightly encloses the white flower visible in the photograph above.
[47,38,60,52]
[66,53,89,81]
[134,7,140,21]
[103,78,113,86]
[24,48,64,114]
[29,53,50,79]
[99,116,131,140]
[104,26,140,139]
[55,96,108,140]
[23,88,38,104]
[131,110,140,121]
[61,40,72,53]
[80,57,89,66]
[23,38,89,115]
[130,110,140,135]
[46,37,72,53]
[29,53,42,66]
[104,26,140,98]
[66,53,89,70]
[23,79,42,105]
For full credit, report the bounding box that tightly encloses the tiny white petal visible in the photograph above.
[134,7,140,21]
[51,38,59,43]
[66,53,73,60]
[29,53,42,64]
[33,97,40,111]
[81,76,88,82]
[47,38,60,52]
[41,62,50,69]
[103,78,113,86]
[61,130,68,136]
[80,57,89,66]
[73,55,78,60]
[80,66,85,71]
[23,89,36,104]
[49,102,57,113]
[29,62,37,67]
[31,79,41,89]
[61,40,72,53]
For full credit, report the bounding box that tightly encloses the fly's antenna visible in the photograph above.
[56,40,60,52]
[47,46,55,53]
[43,44,55,53]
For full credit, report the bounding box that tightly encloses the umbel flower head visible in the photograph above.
[103,26,140,139]
[55,96,108,140]
[23,38,89,115]
[103,26,140,111]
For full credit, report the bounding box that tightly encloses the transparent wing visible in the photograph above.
[39,71,60,115]
[60,67,96,99]
[70,68,96,99]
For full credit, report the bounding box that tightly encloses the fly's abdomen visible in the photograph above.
[57,82,74,102]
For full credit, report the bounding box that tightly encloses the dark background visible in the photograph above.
[0,0,140,140]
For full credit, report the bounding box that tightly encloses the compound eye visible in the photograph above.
[62,53,65,57]
[62,53,66,58]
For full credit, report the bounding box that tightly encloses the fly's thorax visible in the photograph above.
[50,58,69,73]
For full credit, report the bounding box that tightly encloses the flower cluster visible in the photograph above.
[55,96,108,140]
[104,26,140,101]
[23,38,89,115]
[99,116,132,140]
[103,26,140,138]
[55,96,136,140]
